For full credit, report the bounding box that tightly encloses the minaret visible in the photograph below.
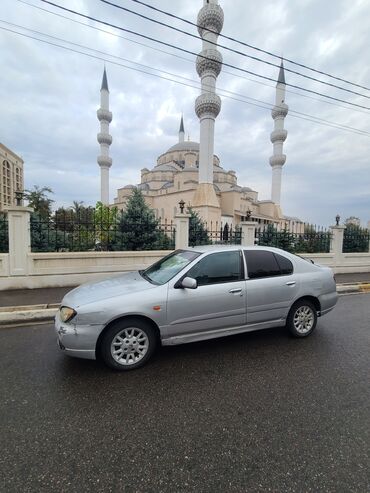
[97,68,112,205]
[270,60,288,206]
[192,0,223,221]
[179,115,185,143]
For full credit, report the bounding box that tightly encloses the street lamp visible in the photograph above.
[15,189,24,207]
[179,199,185,214]
[335,214,340,226]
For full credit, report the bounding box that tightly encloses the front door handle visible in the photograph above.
[229,288,242,294]
[286,281,296,286]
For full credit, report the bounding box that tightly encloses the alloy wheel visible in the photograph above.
[110,327,149,366]
[293,305,315,334]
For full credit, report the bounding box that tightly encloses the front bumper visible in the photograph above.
[55,312,103,360]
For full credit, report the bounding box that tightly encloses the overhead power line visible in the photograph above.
[15,0,370,116]
[99,0,370,100]
[127,0,370,92]
[37,0,370,111]
[1,22,370,139]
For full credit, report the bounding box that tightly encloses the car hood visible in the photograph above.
[62,271,156,308]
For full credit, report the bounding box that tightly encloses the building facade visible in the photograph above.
[0,143,24,211]
[112,1,295,228]
[113,120,284,227]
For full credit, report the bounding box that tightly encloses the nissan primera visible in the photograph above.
[55,246,337,371]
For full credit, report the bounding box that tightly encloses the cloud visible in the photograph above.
[0,0,369,227]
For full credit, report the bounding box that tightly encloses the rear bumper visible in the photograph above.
[318,291,338,316]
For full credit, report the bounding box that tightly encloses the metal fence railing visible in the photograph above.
[0,214,8,253]
[343,227,370,253]
[189,221,242,247]
[30,211,175,252]
[255,223,332,254]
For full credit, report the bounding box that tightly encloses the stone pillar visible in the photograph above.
[240,221,257,247]
[4,206,33,276]
[174,214,190,250]
[329,225,345,260]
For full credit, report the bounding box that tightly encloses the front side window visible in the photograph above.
[143,250,200,285]
[186,251,242,286]
[244,250,281,279]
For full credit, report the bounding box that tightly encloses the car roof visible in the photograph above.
[186,245,292,255]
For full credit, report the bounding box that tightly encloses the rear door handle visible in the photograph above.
[229,288,242,294]
[286,281,296,286]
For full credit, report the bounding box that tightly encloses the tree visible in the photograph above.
[94,201,118,250]
[343,224,369,253]
[24,185,54,218]
[113,189,171,250]
[30,212,65,252]
[257,224,295,252]
[188,208,211,246]
[71,200,85,215]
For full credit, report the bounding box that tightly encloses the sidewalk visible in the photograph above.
[0,272,369,327]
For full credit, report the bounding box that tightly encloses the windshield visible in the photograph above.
[143,250,200,285]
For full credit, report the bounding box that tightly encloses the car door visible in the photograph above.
[166,250,246,337]
[244,250,300,325]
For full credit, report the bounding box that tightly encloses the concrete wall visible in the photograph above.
[0,251,171,290]
[1,208,369,291]
[302,253,370,273]
[1,248,369,291]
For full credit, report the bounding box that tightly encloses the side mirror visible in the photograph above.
[181,277,197,289]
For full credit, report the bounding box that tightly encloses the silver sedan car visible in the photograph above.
[55,245,337,371]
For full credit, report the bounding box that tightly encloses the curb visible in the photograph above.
[0,283,369,328]
[336,283,370,294]
[0,308,59,328]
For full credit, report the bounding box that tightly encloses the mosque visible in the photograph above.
[97,0,297,228]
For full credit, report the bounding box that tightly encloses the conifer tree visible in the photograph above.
[188,208,211,246]
[113,188,172,250]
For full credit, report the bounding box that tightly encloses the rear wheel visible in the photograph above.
[100,319,157,371]
[286,300,317,337]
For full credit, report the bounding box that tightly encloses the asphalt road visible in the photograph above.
[0,294,369,493]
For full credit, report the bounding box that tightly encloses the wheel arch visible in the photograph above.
[292,295,321,315]
[95,314,161,358]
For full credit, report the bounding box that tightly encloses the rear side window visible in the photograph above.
[244,250,294,279]
[274,253,293,275]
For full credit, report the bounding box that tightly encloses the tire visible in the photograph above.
[100,318,157,371]
[286,299,317,338]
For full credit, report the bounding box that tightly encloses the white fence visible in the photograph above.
[0,207,369,291]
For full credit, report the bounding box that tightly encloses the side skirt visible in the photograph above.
[161,319,286,346]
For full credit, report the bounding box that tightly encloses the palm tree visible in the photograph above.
[23,185,54,218]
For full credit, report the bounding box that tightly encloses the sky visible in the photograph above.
[1,0,369,227]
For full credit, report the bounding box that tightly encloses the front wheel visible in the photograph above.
[286,300,317,337]
[100,319,157,371]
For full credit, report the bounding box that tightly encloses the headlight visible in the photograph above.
[60,306,77,323]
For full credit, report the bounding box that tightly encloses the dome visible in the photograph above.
[166,141,200,153]
[137,183,150,191]
[161,181,174,189]
[123,184,136,189]
[154,164,178,171]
